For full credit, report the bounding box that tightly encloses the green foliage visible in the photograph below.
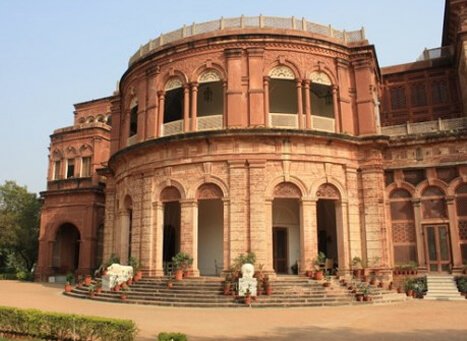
[0,181,40,273]
[158,332,187,341]
[455,276,467,293]
[0,306,137,340]
[232,252,256,271]
[66,272,75,284]
[16,270,33,281]
[172,252,193,270]
[105,253,120,267]
[403,276,427,296]
[129,256,140,271]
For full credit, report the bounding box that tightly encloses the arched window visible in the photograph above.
[389,189,417,265]
[310,72,335,132]
[129,99,138,137]
[455,183,467,262]
[164,78,184,124]
[197,70,224,131]
[421,186,447,219]
[269,66,297,115]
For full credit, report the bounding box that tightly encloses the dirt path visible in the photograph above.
[0,281,466,340]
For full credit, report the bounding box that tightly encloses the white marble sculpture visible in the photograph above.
[238,263,257,296]
[101,263,134,291]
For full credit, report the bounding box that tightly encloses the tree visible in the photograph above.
[0,181,40,273]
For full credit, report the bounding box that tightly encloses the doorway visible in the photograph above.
[424,224,451,272]
[273,227,288,274]
[317,199,338,268]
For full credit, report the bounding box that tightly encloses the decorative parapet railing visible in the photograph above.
[269,113,298,129]
[129,15,365,65]
[162,119,184,136]
[53,122,110,135]
[416,46,453,62]
[312,116,335,133]
[381,117,467,137]
[198,115,223,131]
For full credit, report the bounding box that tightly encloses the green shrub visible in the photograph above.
[16,271,33,281]
[158,332,188,341]
[0,273,17,280]
[0,306,137,340]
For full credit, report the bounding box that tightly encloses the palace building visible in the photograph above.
[36,0,467,281]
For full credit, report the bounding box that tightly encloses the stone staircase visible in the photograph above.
[64,275,406,308]
[424,274,465,301]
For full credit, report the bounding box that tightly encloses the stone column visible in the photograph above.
[332,85,341,133]
[190,83,198,131]
[157,91,165,137]
[222,199,230,272]
[412,199,426,270]
[338,200,350,271]
[300,199,317,273]
[151,201,164,277]
[180,199,199,277]
[119,210,130,265]
[183,85,190,132]
[446,196,463,271]
[296,80,303,129]
[264,199,274,273]
[303,80,311,129]
[346,167,363,261]
[263,76,270,127]
[139,175,153,273]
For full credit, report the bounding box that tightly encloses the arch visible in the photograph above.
[309,177,347,202]
[105,114,112,126]
[48,220,83,242]
[161,70,188,90]
[123,195,133,210]
[160,186,182,202]
[308,67,338,86]
[86,116,95,123]
[266,175,308,199]
[192,63,226,83]
[389,188,412,199]
[415,179,448,197]
[79,144,93,157]
[385,182,416,199]
[52,223,81,273]
[187,176,228,199]
[269,65,296,80]
[64,146,77,158]
[78,117,86,124]
[164,77,184,91]
[455,182,467,194]
[266,59,302,79]
[96,114,105,123]
[421,185,445,197]
[447,177,466,196]
[316,183,341,200]
[273,182,302,198]
[51,149,63,161]
[309,71,332,86]
[196,183,224,200]
[155,179,186,202]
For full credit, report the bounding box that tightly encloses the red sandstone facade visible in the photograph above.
[36,1,467,280]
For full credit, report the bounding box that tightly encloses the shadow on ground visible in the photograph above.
[147,326,467,341]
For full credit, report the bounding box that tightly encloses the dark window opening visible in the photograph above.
[432,80,448,105]
[390,87,407,110]
[269,79,297,114]
[164,88,184,123]
[66,159,75,178]
[53,160,61,180]
[411,83,427,107]
[311,83,334,118]
[129,105,138,137]
[197,82,223,117]
[81,157,91,177]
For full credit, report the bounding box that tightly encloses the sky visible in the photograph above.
[0,0,445,194]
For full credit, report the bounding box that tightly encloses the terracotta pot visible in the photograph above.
[167,281,173,289]
[397,288,402,293]
[305,270,313,278]
[378,282,383,288]
[96,288,102,294]
[175,269,183,281]
[223,286,230,295]
[406,290,413,297]
[113,284,121,292]
[245,295,251,305]
[363,296,371,302]
[120,294,127,300]
[84,275,92,286]
[356,294,363,302]
[127,278,133,286]
[314,271,324,281]
[257,288,263,296]
[323,282,331,288]
[64,284,72,293]
[88,291,95,298]
[369,279,376,285]
[266,286,272,295]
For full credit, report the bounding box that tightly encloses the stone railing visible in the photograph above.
[269,113,298,129]
[416,46,453,62]
[129,16,365,65]
[198,114,223,131]
[312,116,335,132]
[53,122,110,135]
[162,119,184,136]
[381,117,467,137]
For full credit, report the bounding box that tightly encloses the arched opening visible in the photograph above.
[310,72,335,132]
[421,186,450,272]
[163,78,184,135]
[160,186,182,272]
[316,183,341,270]
[197,70,223,131]
[272,182,301,274]
[197,183,224,276]
[389,188,417,266]
[268,66,298,129]
[53,223,80,274]
[129,99,138,137]
[455,184,467,264]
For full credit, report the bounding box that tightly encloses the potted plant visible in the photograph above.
[362,285,372,302]
[129,256,143,281]
[223,274,232,295]
[352,256,363,277]
[84,274,92,286]
[404,278,414,297]
[323,272,331,287]
[313,252,326,280]
[64,272,74,293]
[172,252,193,281]
[244,288,252,305]
[120,285,130,300]
[88,284,96,298]
[95,281,102,294]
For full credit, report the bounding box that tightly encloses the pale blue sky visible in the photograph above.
[0,0,444,194]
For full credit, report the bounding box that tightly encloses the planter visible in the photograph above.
[305,270,313,278]
[167,281,174,289]
[134,271,143,281]
[120,294,127,300]
[355,294,363,302]
[84,275,92,286]
[377,282,384,288]
[175,269,183,281]
[265,286,272,295]
[88,291,95,298]
[369,279,376,285]
[223,284,231,295]
[363,296,371,302]
[127,278,133,286]
[323,282,331,288]
[64,284,72,293]
[406,290,413,297]
[245,295,251,305]
[95,288,102,294]
[314,271,324,281]
[113,284,121,292]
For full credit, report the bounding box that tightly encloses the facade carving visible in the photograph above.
[36,3,467,281]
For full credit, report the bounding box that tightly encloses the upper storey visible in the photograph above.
[112,16,381,154]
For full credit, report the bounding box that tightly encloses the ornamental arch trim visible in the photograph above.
[48,220,83,242]
[154,179,187,202]
[187,175,229,200]
[160,186,182,202]
[161,70,188,91]
[196,183,224,200]
[265,175,308,200]
[385,182,416,200]
[192,63,226,83]
[309,177,347,202]
[266,59,302,79]
[316,183,341,200]
[273,182,302,198]
[415,179,448,197]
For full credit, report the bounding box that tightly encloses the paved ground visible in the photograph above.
[0,280,466,340]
